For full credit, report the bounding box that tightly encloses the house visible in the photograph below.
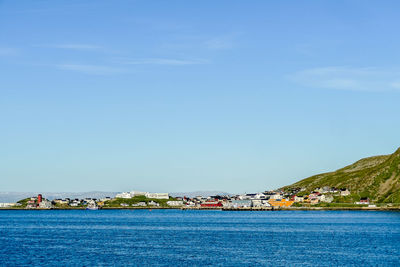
[38,199,53,209]
[255,193,267,199]
[148,201,160,206]
[320,195,334,203]
[269,193,283,200]
[185,201,196,207]
[340,188,351,196]
[69,200,80,207]
[132,202,147,207]
[251,199,271,207]
[355,197,370,205]
[294,196,304,202]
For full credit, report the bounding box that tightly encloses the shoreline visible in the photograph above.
[1,206,400,211]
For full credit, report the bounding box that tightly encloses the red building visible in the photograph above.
[200,201,223,207]
[37,194,42,203]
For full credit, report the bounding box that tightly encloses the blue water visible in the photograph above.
[1,210,400,266]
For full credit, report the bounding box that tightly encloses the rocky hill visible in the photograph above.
[283,147,400,203]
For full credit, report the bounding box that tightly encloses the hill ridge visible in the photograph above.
[284,147,400,203]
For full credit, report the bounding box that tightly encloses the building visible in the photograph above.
[145,193,169,199]
[294,196,304,202]
[200,200,223,207]
[355,197,370,205]
[340,188,351,196]
[166,201,184,206]
[320,195,334,203]
[38,199,53,209]
[0,203,17,208]
[116,191,149,199]
[115,192,134,199]
[268,198,294,207]
[148,201,160,206]
[229,200,252,208]
[132,202,147,207]
[251,199,270,207]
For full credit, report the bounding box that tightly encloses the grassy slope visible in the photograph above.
[104,196,177,207]
[283,147,400,203]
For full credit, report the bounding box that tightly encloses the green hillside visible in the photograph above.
[283,147,400,203]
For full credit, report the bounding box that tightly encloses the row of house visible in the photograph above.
[17,186,365,210]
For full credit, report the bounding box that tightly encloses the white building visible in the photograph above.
[115,191,149,199]
[166,201,184,206]
[251,199,271,207]
[145,193,169,199]
[148,201,160,206]
[0,203,17,208]
[270,193,283,200]
[115,192,134,199]
[132,202,147,207]
[38,200,53,209]
[320,195,334,203]
[294,196,304,202]
[340,189,351,196]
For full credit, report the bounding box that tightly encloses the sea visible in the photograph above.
[1,209,400,266]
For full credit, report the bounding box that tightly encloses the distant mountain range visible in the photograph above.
[169,191,231,198]
[0,191,231,203]
[0,191,118,203]
[283,147,400,203]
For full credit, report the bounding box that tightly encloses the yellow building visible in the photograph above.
[268,198,294,207]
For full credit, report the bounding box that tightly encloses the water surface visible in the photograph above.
[1,210,400,266]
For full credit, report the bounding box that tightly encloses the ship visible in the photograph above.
[86,201,99,210]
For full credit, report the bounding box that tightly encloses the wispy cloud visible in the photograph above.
[290,66,400,92]
[56,64,126,75]
[120,58,208,66]
[36,44,103,51]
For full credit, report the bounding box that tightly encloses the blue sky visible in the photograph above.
[1,0,400,193]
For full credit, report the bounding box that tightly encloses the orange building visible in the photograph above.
[268,198,294,207]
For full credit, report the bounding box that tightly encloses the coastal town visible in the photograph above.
[0,186,376,210]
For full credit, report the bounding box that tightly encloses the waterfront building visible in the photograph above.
[38,199,53,209]
[0,203,17,208]
[230,200,252,208]
[251,199,271,207]
[132,202,147,207]
[355,197,370,205]
[268,198,294,207]
[148,201,160,206]
[166,201,184,206]
[200,200,223,207]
